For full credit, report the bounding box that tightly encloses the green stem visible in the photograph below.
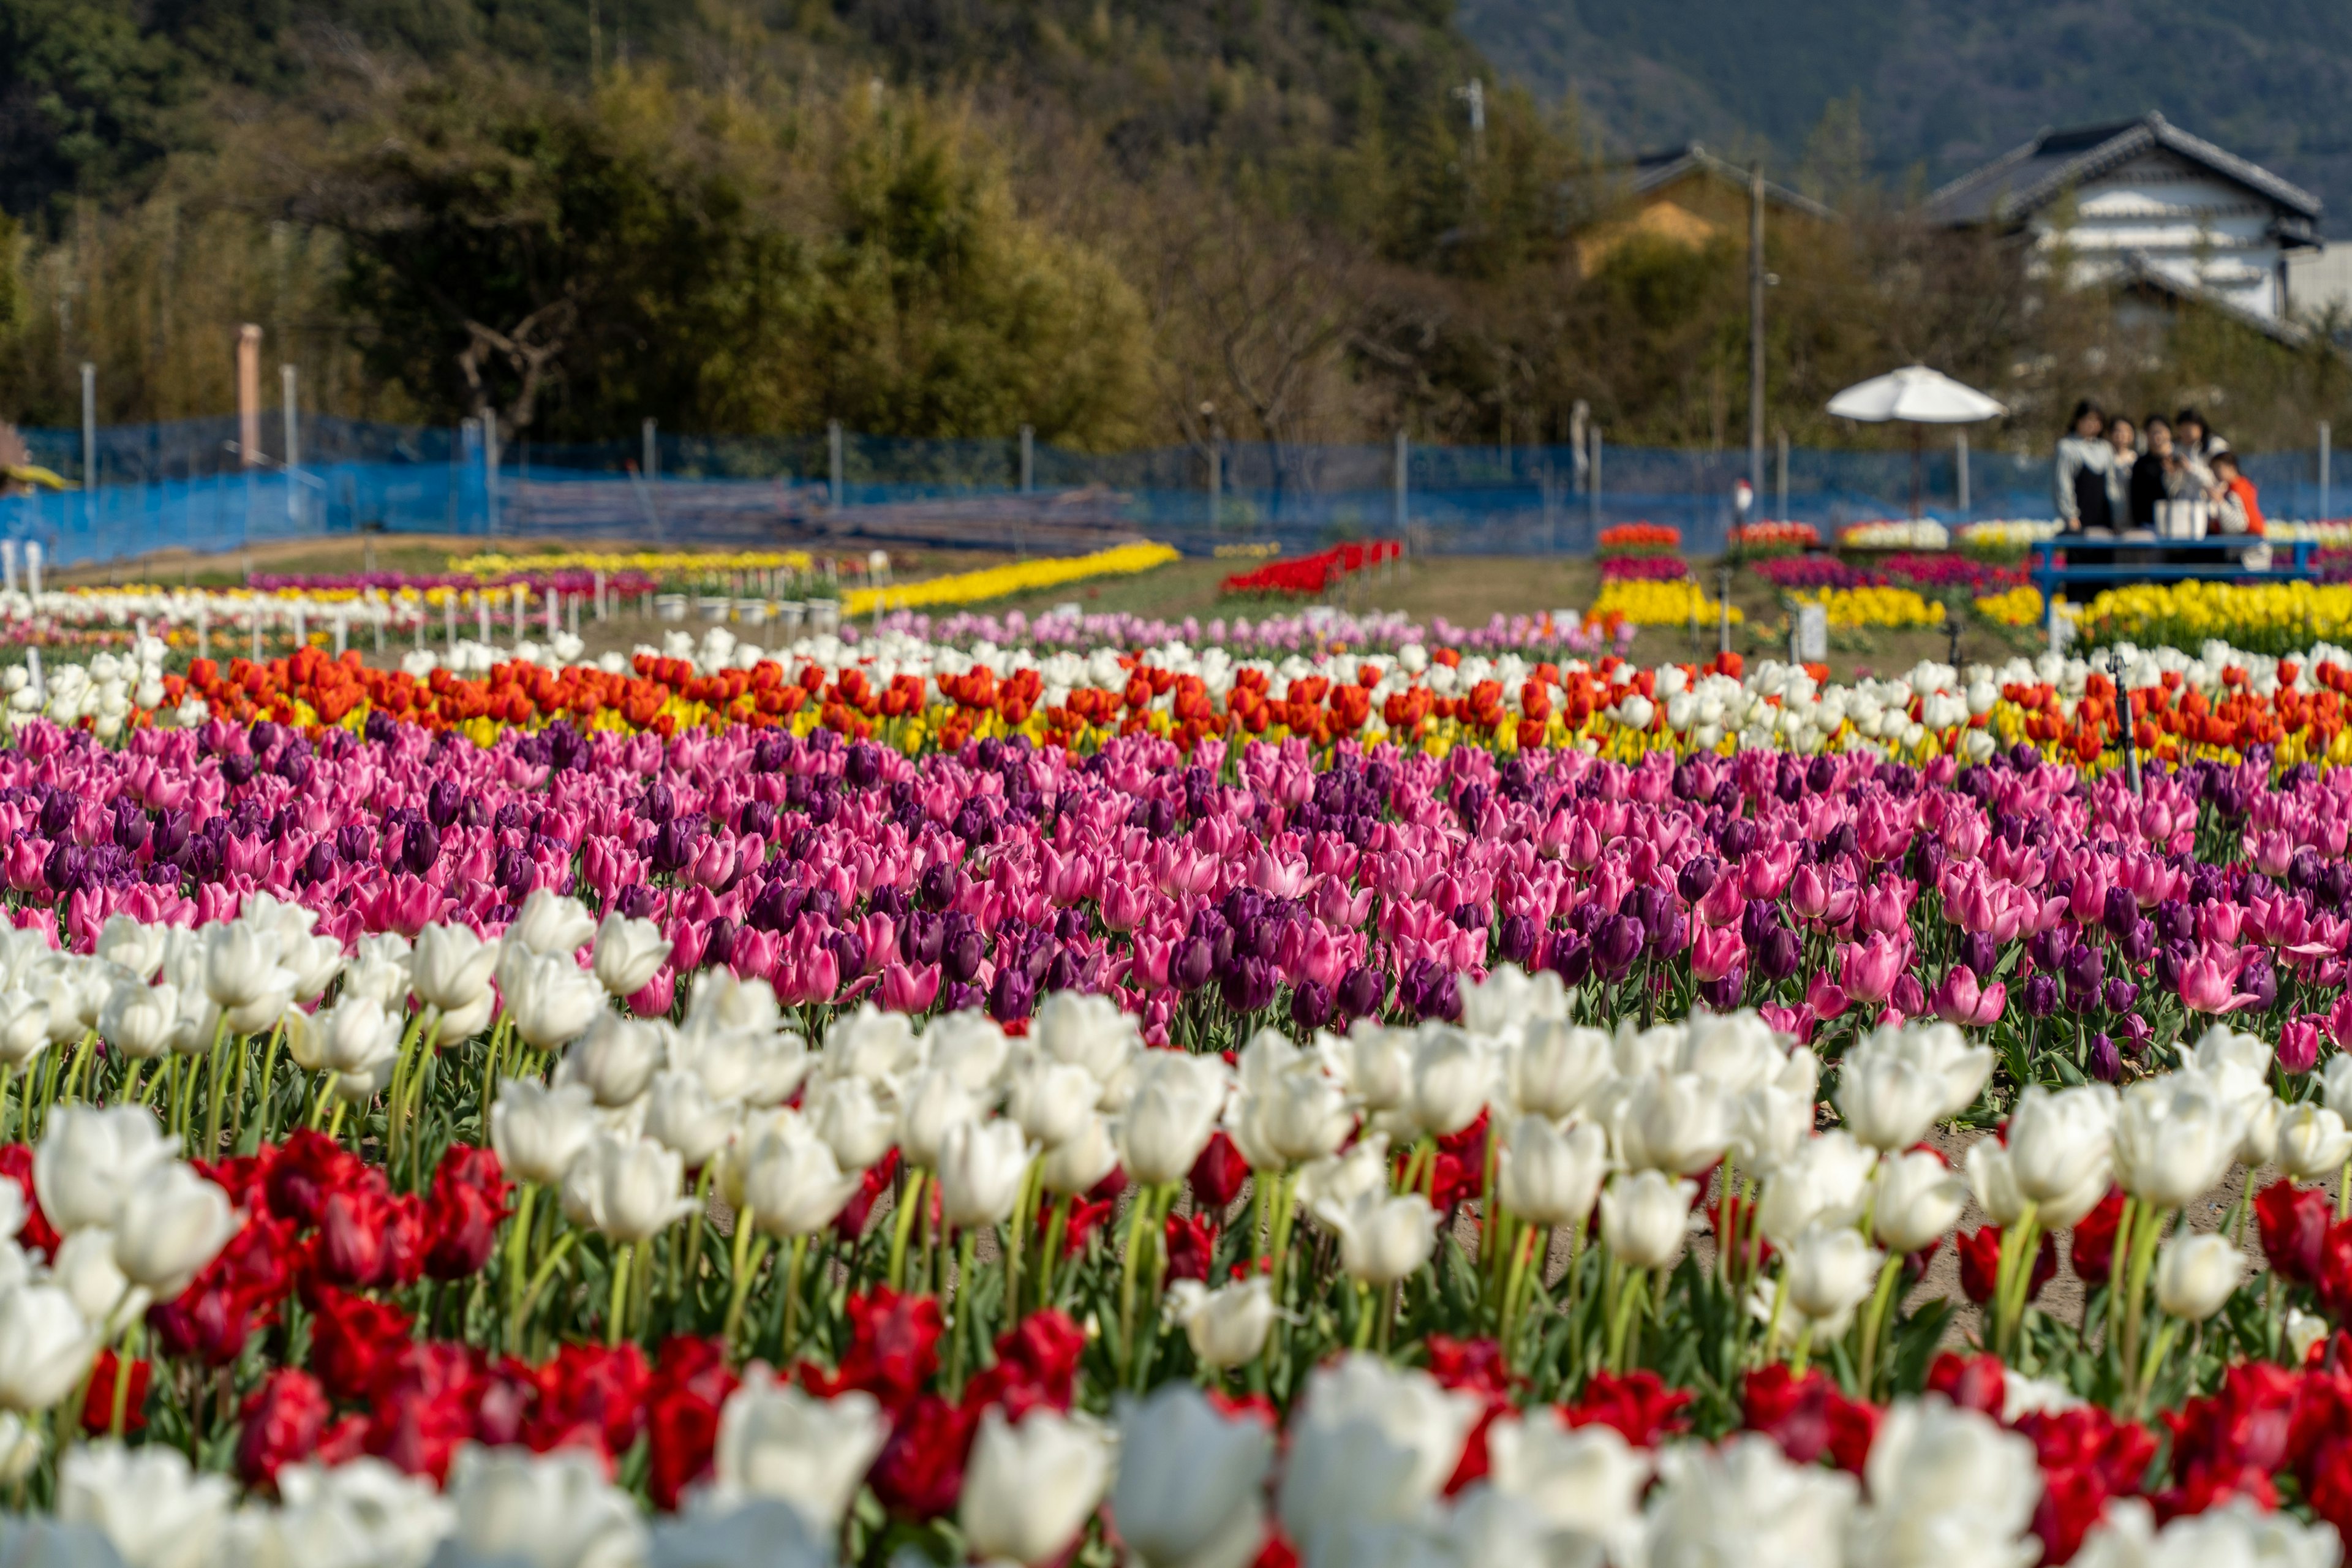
[1117,1184,1163,1376]
[723,1207,764,1357]
[1855,1251,1904,1398]
[780,1234,809,1362]
[606,1242,632,1347]
[508,1227,579,1349]
[887,1170,927,1292]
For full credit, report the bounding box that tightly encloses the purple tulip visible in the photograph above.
[1291,979,1333,1030]
[1336,965,1387,1019]
[1172,935,1216,992]
[989,965,1036,1023]
[1960,931,1999,980]
[2022,972,2059,1018]
[1595,914,1646,980]
[1757,926,1803,983]
[2088,1033,2121,1082]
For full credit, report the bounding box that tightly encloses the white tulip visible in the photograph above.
[2071,1496,2342,1568]
[2112,1072,2244,1210]
[2280,1102,2352,1183]
[34,1104,173,1234]
[508,891,599,959]
[311,994,406,1079]
[502,950,607,1050]
[1110,1383,1273,1568]
[647,1499,831,1568]
[409,922,499,1012]
[804,1074,897,1171]
[55,1439,234,1568]
[0,1410,39,1487]
[1165,1275,1276,1368]
[491,1078,601,1188]
[643,1069,737,1169]
[560,1131,694,1243]
[1031,990,1139,1085]
[1873,1150,1967,1254]
[1834,1050,1950,1153]
[1326,1022,1413,1113]
[279,932,346,1004]
[267,1457,454,1568]
[1006,1059,1101,1148]
[1119,1053,1229,1185]
[1783,1225,1883,1333]
[1405,1024,1493,1137]
[1313,1188,1438,1285]
[1458,963,1569,1044]
[959,1408,1115,1568]
[1485,1409,1652,1560]
[436,1444,648,1568]
[921,1010,1011,1093]
[556,1012,669,1109]
[705,1371,889,1531]
[726,1114,862,1238]
[1294,1134,1392,1218]
[2154,1232,2245,1322]
[592,914,673,997]
[1598,1170,1696,1270]
[98,981,180,1062]
[0,1282,99,1411]
[109,1163,236,1299]
[93,918,166,984]
[1276,1355,1481,1564]
[1756,1130,1877,1246]
[935,1118,1034,1231]
[1846,1395,2043,1568]
[1234,1059,1352,1169]
[0,990,51,1067]
[821,1004,921,1084]
[341,933,413,1009]
[895,1068,979,1170]
[2003,1084,2116,1205]
[1496,1114,1608,1227]
[1039,1113,1120,1197]
[1611,1070,1731,1175]
[1735,1082,1819,1177]
[1630,1435,1858,1568]
[201,921,292,1016]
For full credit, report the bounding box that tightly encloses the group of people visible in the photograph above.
[2054,401,2264,539]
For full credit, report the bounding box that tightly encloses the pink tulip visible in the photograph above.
[1803,971,1849,1022]
[1838,933,1905,1006]
[1695,873,1744,929]
[1249,846,1308,900]
[2178,948,2258,1014]
[880,961,941,1014]
[1939,810,1986,862]
[1742,842,1800,901]
[1691,924,1744,984]
[628,965,676,1017]
[2280,1015,2323,1076]
[1788,865,1831,922]
[1856,878,1907,938]
[1931,967,2006,1027]
[2198,902,2244,949]
[727,927,780,982]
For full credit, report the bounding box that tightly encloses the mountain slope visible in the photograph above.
[1458,0,2352,227]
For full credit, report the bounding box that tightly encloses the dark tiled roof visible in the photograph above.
[1926,113,2320,233]
[1613,143,1839,221]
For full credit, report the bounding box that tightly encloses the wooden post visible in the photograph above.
[236,326,263,467]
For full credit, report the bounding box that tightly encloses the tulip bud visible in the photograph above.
[1597,1170,1696,1270]
[1314,1188,1438,1284]
[2154,1231,2244,1322]
[960,1408,1115,1568]
[1165,1276,1277,1369]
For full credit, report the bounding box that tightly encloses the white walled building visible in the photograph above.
[1927,113,2321,339]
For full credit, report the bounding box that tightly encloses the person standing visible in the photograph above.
[2054,401,2114,533]
[2130,416,2180,530]
[2105,415,2139,529]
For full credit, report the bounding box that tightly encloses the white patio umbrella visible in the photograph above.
[1826,365,2007,518]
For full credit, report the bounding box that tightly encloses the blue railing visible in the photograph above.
[2,416,2340,567]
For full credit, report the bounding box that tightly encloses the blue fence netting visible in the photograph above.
[4,415,2343,567]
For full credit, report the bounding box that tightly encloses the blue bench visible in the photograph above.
[2029,534,2320,602]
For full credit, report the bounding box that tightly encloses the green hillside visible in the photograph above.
[1457,0,2352,224]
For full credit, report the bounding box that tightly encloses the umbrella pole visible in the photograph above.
[1909,424,1923,519]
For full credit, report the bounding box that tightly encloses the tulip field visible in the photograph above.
[9,574,2352,1568]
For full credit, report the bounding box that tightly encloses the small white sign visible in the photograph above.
[1796,603,1828,662]
[1052,601,1082,620]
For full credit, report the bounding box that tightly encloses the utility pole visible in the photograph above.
[2323,420,2333,519]
[1748,164,1766,503]
[78,363,95,500]
[283,364,300,525]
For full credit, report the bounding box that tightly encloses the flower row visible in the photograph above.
[842,544,1180,617]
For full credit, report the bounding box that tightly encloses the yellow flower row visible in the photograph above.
[844,542,1181,616]
[1973,585,2045,627]
[1789,586,1947,628]
[452,549,814,576]
[2073,579,2352,655]
[1589,579,1743,627]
